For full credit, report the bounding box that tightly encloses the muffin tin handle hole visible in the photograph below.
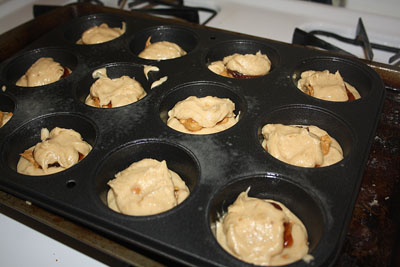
[66,179,76,188]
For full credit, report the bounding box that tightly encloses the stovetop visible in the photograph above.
[1,0,400,64]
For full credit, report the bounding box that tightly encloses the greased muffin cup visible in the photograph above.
[0,7,385,267]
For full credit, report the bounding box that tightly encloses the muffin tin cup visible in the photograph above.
[0,92,16,129]
[2,47,79,87]
[159,80,247,132]
[0,8,386,267]
[130,25,199,61]
[1,112,97,174]
[255,104,355,163]
[208,175,326,261]
[291,56,379,101]
[64,13,127,45]
[92,139,200,212]
[205,39,281,77]
[74,62,152,108]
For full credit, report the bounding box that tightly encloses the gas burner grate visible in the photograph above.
[292,18,400,66]
[75,0,217,25]
[123,0,217,25]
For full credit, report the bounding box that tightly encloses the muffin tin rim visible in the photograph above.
[73,61,153,110]
[63,12,127,46]
[157,80,247,136]
[253,103,357,169]
[89,137,202,220]
[205,173,329,265]
[289,55,381,103]
[129,24,201,62]
[2,46,80,87]
[203,38,281,79]
[0,7,384,266]
[1,111,99,176]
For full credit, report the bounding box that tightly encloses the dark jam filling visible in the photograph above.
[283,222,294,248]
[269,202,283,211]
[227,69,259,79]
[47,162,61,168]
[61,67,71,79]
[269,201,294,248]
[345,84,356,101]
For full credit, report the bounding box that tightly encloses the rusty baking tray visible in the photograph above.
[0,3,390,267]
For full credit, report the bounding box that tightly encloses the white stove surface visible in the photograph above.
[0,0,399,63]
[0,0,399,266]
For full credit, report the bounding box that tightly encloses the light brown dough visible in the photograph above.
[297,70,361,101]
[261,124,343,167]
[167,96,239,135]
[77,23,126,45]
[85,68,146,108]
[138,37,186,60]
[0,111,12,128]
[17,127,92,176]
[16,58,69,87]
[208,51,271,78]
[107,158,189,216]
[215,190,309,266]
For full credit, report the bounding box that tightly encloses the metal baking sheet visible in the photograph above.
[0,3,386,266]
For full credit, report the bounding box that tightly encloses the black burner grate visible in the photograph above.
[292,18,400,66]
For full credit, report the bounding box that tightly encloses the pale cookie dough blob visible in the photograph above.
[138,37,187,60]
[17,127,92,176]
[262,124,343,168]
[92,67,107,79]
[0,111,12,128]
[208,51,271,78]
[16,57,68,87]
[85,74,146,108]
[107,158,189,216]
[77,23,126,45]
[150,76,168,89]
[143,65,159,80]
[297,70,361,102]
[167,96,239,135]
[215,190,309,266]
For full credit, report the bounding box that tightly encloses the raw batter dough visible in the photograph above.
[85,68,146,108]
[107,158,189,216]
[17,127,92,176]
[262,124,343,167]
[215,189,309,266]
[138,37,186,60]
[16,57,70,87]
[0,111,12,128]
[76,22,126,45]
[297,70,361,101]
[167,96,239,134]
[208,51,271,78]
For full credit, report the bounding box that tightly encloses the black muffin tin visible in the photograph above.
[0,8,385,267]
